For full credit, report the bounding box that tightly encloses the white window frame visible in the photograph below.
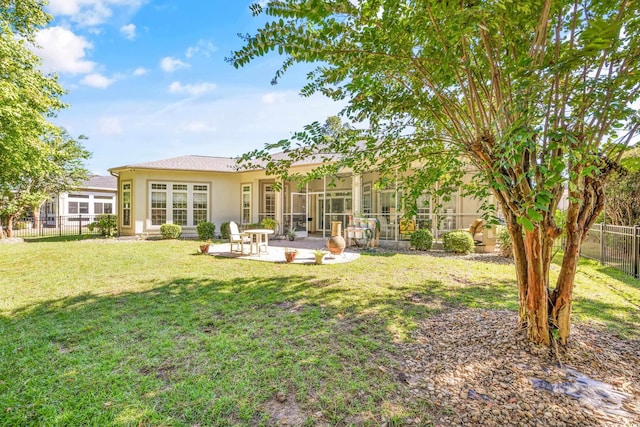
[241,183,251,225]
[122,182,132,227]
[148,182,209,228]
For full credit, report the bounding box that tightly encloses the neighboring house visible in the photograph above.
[42,175,117,226]
[108,155,493,242]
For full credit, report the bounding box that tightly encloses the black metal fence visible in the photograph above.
[582,224,640,279]
[3,215,117,238]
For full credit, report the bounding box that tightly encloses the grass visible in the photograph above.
[0,239,638,426]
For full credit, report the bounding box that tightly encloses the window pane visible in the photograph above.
[68,202,78,214]
[173,184,187,191]
[94,203,103,214]
[173,192,187,226]
[193,185,207,191]
[104,204,113,214]
[79,202,89,214]
[193,193,207,225]
[151,191,167,225]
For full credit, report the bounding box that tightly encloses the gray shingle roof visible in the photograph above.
[111,155,240,173]
[82,175,117,190]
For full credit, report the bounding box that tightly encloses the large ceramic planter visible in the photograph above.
[284,251,297,263]
[327,221,346,256]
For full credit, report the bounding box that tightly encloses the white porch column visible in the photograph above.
[352,173,361,217]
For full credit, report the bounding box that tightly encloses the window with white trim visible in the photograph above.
[241,184,251,224]
[192,185,208,225]
[122,182,131,227]
[149,182,209,227]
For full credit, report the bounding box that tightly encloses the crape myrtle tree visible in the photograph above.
[230,0,640,346]
[0,1,89,237]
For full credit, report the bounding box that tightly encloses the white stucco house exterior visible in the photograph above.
[108,154,492,242]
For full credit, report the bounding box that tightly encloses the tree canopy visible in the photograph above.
[0,0,89,236]
[232,0,640,346]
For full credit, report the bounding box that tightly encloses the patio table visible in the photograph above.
[244,229,274,256]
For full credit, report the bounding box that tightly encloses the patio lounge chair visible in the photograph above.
[468,218,484,243]
[229,221,249,254]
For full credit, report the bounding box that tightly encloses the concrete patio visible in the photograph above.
[205,237,360,264]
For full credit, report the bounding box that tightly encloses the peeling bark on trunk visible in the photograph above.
[508,221,528,328]
[551,227,582,344]
[523,228,550,346]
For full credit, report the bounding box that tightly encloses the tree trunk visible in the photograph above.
[32,206,41,228]
[508,221,528,328]
[5,215,15,238]
[551,228,582,344]
[523,228,550,345]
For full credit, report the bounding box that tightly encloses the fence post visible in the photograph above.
[59,215,62,237]
[599,223,605,265]
[634,225,639,279]
[79,215,82,235]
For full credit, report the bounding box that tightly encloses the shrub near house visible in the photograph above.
[443,230,475,254]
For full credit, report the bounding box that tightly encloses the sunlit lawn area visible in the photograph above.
[1,239,638,425]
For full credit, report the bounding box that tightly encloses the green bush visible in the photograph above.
[196,221,215,241]
[13,221,28,230]
[160,223,182,239]
[261,218,278,231]
[88,215,117,237]
[220,222,231,239]
[442,230,475,254]
[410,228,434,251]
[496,225,513,258]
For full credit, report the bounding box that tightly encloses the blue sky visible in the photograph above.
[32,1,344,174]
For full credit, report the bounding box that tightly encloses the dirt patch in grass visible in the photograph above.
[262,393,308,426]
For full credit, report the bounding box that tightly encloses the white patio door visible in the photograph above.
[290,192,308,237]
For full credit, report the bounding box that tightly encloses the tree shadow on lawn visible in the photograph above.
[1,274,443,426]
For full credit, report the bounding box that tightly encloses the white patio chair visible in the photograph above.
[229,221,249,254]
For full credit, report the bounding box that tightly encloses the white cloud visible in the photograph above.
[48,0,146,27]
[168,81,216,96]
[98,117,123,135]
[120,23,136,40]
[185,39,216,58]
[81,73,114,88]
[133,67,148,76]
[261,92,287,105]
[160,56,189,72]
[33,26,95,74]
[183,121,217,133]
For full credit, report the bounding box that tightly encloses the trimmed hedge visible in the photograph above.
[442,230,475,254]
[160,223,182,239]
[196,221,215,241]
[410,229,434,251]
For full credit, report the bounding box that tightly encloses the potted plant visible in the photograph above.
[285,228,296,241]
[199,241,211,254]
[284,248,298,263]
[196,221,216,254]
[313,249,328,265]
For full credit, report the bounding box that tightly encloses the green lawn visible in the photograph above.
[0,239,638,426]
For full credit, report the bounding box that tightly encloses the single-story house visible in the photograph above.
[108,155,493,243]
[41,175,117,226]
